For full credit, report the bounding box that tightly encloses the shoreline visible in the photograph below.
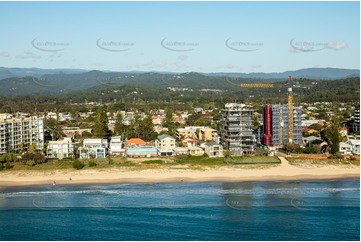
[0,173,359,189]
[0,158,359,188]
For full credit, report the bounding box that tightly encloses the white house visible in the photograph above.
[173,147,188,156]
[347,139,360,155]
[204,141,223,157]
[47,137,74,160]
[155,134,176,156]
[109,136,124,156]
[339,142,352,156]
[79,138,108,159]
[188,146,204,156]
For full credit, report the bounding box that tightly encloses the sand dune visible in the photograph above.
[0,157,359,187]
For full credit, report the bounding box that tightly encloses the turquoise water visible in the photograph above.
[0,179,359,240]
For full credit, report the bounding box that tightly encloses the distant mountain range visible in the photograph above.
[204,68,360,79]
[0,67,87,79]
[0,67,359,97]
[0,67,359,80]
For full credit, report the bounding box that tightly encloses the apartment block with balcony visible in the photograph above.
[79,138,108,159]
[0,114,44,154]
[155,134,176,156]
[47,137,74,160]
[220,103,255,156]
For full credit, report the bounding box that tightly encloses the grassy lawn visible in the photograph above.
[288,158,360,166]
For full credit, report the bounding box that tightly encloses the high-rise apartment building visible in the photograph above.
[263,104,302,146]
[220,103,255,156]
[0,114,44,153]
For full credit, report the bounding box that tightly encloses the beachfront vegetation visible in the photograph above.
[288,157,360,167]
[73,160,85,170]
[1,155,282,171]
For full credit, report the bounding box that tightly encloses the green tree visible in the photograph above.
[321,122,342,155]
[45,118,65,141]
[139,114,157,141]
[114,113,126,136]
[92,105,111,138]
[21,151,46,165]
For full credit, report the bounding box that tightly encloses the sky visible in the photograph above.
[0,1,359,73]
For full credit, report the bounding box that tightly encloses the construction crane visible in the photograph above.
[238,76,293,145]
[239,83,274,88]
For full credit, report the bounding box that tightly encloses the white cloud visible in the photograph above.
[327,42,348,50]
[0,52,10,57]
[177,55,188,61]
[16,51,41,59]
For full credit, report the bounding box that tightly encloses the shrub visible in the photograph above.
[33,152,46,164]
[328,152,344,160]
[0,163,3,171]
[88,160,96,167]
[5,161,11,170]
[95,159,109,166]
[26,160,35,166]
[73,160,85,170]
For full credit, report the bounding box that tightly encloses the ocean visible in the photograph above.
[0,179,359,241]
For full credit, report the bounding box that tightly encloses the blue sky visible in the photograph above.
[0,1,359,73]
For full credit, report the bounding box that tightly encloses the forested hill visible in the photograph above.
[0,77,359,108]
[0,69,359,98]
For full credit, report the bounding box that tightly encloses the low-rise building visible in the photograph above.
[198,127,217,141]
[109,136,124,156]
[126,146,158,158]
[347,139,360,155]
[339,142,352,156]
[125,138,146,147]
[155,134,176,156]
[204,141,223,157]
[79,138,108,159]
[188,146,204,156]
[173,147,188,156]
[47,137,74,160]
[181,138,197,148]
[62,127,92,138]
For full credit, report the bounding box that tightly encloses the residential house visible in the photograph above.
[155,134,176,156]
[79,138,108,159]
[339,142,352,156]
[204,141,223,157]
[62,127,92,138]
[181,138,197,148]
[303,136,323,146]
[173,147,188,156]
[47,137,74,160]
[109,136,124,156]
[46,112,57,120]
[125,138,146,147]
[347,139,360,155]
[188,146,204,156]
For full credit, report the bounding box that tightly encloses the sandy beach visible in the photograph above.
[0,157,359,187]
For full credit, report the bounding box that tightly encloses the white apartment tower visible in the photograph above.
[0,114,44,153]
